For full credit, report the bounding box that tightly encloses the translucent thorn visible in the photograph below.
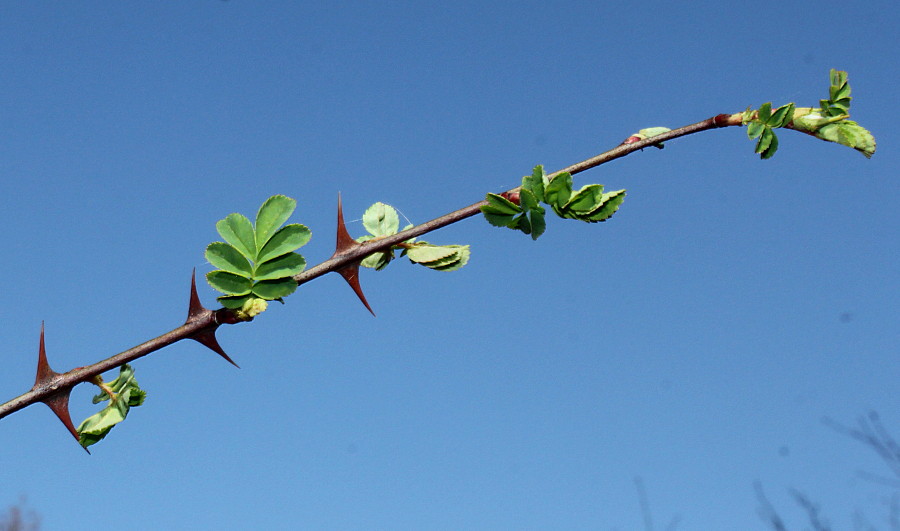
[185,270,240,368]
[33,323,90,453]
[331,194,376,316]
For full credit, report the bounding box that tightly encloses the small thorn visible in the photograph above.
[186,268,206,322]
[191,331,240,368]
[184,271,240,368]
[331,194,376,316]
[34,322,55,387]
[33,324,89,453]
[337,265,375,316]
[333,193,362,255]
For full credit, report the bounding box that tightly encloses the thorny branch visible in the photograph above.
[0,114,737,443]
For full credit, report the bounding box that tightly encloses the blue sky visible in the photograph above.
[1,2,898,529]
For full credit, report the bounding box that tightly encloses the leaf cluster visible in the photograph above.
[205,195,311,312]
[744,69,875,159]
[745,102,795,159]
[76,364,146,448]
[482,165,625,239]
[357,202,470,271]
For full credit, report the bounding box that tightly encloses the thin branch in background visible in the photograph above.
[634,476,654,531]
[755,481,788,531]
[0,497,40,531]
[824,412,900,481]
[632,477,681,531]
[790,489,832,531]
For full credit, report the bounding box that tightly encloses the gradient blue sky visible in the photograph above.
[1,2,898,530]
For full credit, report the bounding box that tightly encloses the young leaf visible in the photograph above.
[564,184,604,213]
[255,195,297,252]
[406,244,458,264]
[544,172,573,210]
[251,278,298,300]
[528,208,546,240]
[206,242,253,277]
[256,224,311,264]
[254,252,306,280]
[481,210,517,228]
[758,129,779,159]
[758,102,772,123]
[207,270,253,296]
[747,121,765,140]
[77,364,145,448]
[218,295,253,309]
[363,202,400,237]
[429,245,470,271]
[585,190,626,222]
[523,165,546,202]
[769,103,795,128]
[217,213,256,261]
[360,250,393,270]
[484,193,522,215]
[817,120,876,158]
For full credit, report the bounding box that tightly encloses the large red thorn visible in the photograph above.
[186,270,240,368]
[331,194,375,316]
[33,323,90,454]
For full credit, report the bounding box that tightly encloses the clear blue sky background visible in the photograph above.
[1,2,897,530]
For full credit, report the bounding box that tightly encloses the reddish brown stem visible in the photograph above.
[0,114,738,425]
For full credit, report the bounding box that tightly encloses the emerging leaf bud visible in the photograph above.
[235,297,268,320]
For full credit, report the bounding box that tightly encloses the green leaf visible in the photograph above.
[205,242,253,277]
[406,244,458,264]
[77,364,145,448]
[255,195,297,252]
[360,250,393,270]
[363,202,400,237]
[207,270,253,296]
[519,188,540,212]
[429,245,470,271]
[817,120,876,158]
[218,295,253,309]
[254,252,306,280]
[758,102,772,122]
[523,165,545,202]
[544,172,573,210]
[513,213,532,234]
[256,224,311,264]
[528,209,546,240]
[758,129,779,159]
[747,121,765,140]
[217,213,256,261]
[770,103,795,128]
[251,278,298,300]
[564,184,604,212]
[481,210,517,228]
[585,190,626,222]
[484,193,522,215]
